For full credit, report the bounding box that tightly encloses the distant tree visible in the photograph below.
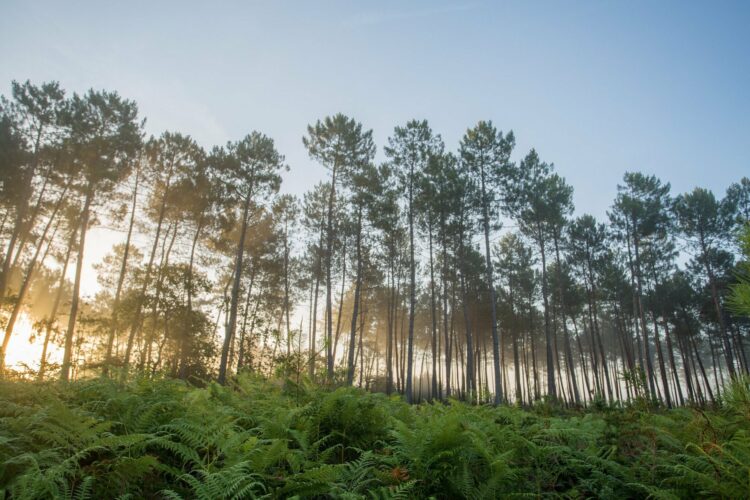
[273,194,300,357]
[304,114,375,382]
[345,162,379,385]
[217,132,286,385]
[301,182,330,379]
[674,187,738,378]
[369,164,405,394]
[567,215,614,400]
[609,172,672,398]
[384,120,442,403]
[459,121,514,404]
[60,89,141,381]
[122,132,202,375]
[506,150,572,400]
[495,232,534,404]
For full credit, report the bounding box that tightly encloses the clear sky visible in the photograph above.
[1,0,749,294]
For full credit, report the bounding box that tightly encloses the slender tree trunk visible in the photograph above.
[123,164,175,375]
[460,266,474,400]
[332,239,346,365]
[405,167,416,403]
[676,329,696,403]
[662,315,684,405]
[187,212,204,313]
[357,298,366,387]
[386,260,394,393]
[347,208,363,385]
[552,234,580,404]
[575,324,592,403]
[512,329,522,403]
[310,226,324,378]
[219,189,254,384]
[632,230,657,398]
[428,216,438,399]
[528,295,540,401]
[537,226,556,399]
[38,226,77,380]
[236,267,257,372]
[689,327,715,404]
[651,313,672,407]
[700,232,736,378]
[441,218,451,398]
[60,183,94,381]
[147,221,178,372]
[104,164,140,373]
[325,164,338,381]
[283,219,292,356]
[479,169,502,404]
[386,257,395,394]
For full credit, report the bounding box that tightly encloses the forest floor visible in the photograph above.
[1,375,749,499]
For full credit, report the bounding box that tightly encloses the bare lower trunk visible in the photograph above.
[105,165,140,373]
[60,184,94,381]
[219,191,253,384]
[38,226,78,380]
[346,209,362,385]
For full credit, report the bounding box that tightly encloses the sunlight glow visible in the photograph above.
[4,313,63,372]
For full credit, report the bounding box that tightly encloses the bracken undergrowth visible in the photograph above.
[1,374,749,499]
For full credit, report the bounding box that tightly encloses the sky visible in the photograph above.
[1,0,749,297]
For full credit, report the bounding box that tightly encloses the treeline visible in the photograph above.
[0,80,748,407]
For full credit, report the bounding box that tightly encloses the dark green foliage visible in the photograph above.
[2,376,750,499]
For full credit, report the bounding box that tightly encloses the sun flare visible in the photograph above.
[4,312,62,372]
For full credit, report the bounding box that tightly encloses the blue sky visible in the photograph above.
[1,0,749,220]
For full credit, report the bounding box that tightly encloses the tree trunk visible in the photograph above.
[441,214,452,398]
[332,238,346,365]
[325,164,338,381]
[405,166,416,403]
[105,164,140,373]
[60,183,94,381]
[236,266,257,372]
[552,233,580,404]
[219,190,253,384]
[632,230,657,398]
[652,313,672,407]
[283,218,292,356]
[662,315,684,405]
[700,231,736,378]
[479,169,502,404]
[309,225,324,378]
[537,226,556,399]
[386,257,395,394]
[38,226,77,380]
[123,163,175,375]
[460,265,474,400]
[428,216,438,400]
[347,207,363,385]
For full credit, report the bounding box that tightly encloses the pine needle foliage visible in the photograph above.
[2,375,750,499]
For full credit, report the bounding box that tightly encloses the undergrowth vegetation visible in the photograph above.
[1,375,749,499]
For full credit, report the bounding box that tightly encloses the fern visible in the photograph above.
[3,376,750,498]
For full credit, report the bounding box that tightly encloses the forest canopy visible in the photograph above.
[0,79,748,410]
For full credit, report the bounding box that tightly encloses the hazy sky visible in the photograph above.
[1,0,749,295]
